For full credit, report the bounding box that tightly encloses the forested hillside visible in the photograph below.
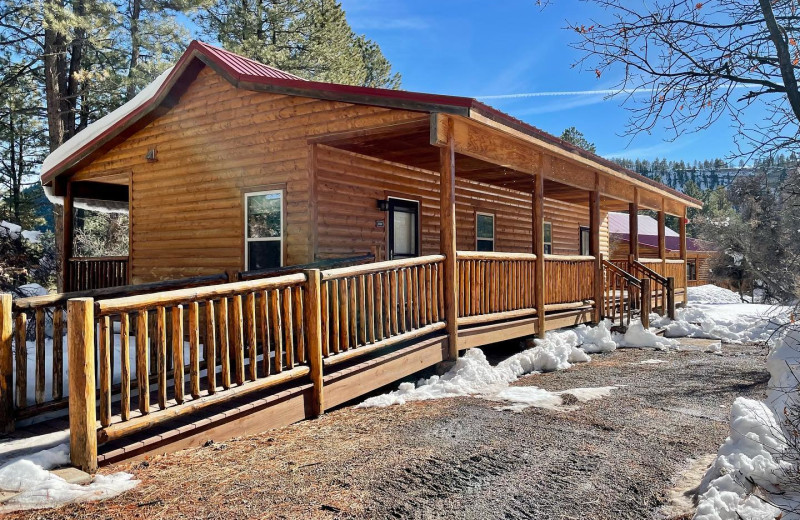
[611,155,796,192]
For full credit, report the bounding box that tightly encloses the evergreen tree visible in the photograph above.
[559,126,596,153]
[197,0,401,88]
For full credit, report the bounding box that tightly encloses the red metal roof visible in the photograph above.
[39,40,703,208]
[194,41,306,82]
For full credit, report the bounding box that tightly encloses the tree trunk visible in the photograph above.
[126,0,141,101]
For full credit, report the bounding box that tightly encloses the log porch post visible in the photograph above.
[67,297,97,472]
[657,204,666,264]
[628,188,639,261]
[589,175,601,324]
[679,206,688,305]
[532,170,546,339]
[0,294,12,433]
[304,269,324,416]
[61,180,74,292]
[679,207,687,262]
[440,120,459,360]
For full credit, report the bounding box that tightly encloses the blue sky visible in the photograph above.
[338,0,741,162]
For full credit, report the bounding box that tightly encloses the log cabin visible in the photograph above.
[4,41,704,470]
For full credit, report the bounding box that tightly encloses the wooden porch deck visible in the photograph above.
[0,251,685,471]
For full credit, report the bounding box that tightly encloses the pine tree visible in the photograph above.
[559,126,596,153]
[197,0,400,88]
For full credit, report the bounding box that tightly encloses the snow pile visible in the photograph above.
[358,330,596,409]
[358,322,629,410]
[615,320,678,350]
[695,328,800,520]
[0,221,22,239]
[694,398,787,520]
[0,222,40,244]
[688,284,744,305]
[651,302,790,345]
[0,444,138,512]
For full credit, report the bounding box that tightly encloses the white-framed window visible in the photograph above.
[544,222,552,254]
[476,212,495,252]
[245,190,283,270]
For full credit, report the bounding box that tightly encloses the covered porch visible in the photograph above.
[314,111,697,344]
[52,174,131,292]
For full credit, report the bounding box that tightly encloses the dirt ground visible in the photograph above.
[8,341,769,520]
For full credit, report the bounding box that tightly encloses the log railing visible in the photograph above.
[1,252,611,470]
[456,252,537,325]
[627,260,671,319]
[601,259,649,328]
[92,272,312,446]
[663,259,687,291]
[544,255,595,307]
[0,254,378,431]
[68,257,129,292]
[320,255,445,365]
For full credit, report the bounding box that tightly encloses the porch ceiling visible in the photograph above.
[322,124,595,205]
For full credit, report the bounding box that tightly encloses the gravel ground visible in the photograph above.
[8,340,769,520]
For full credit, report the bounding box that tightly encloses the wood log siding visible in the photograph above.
[314,145,610,259]
[72,68,430,283]
[543,256,595,305]
[456,252,537,323]
[68,257,129,292]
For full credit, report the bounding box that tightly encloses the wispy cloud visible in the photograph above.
[600,139,692,160]
[510,93,609,116]
[349,17,430,31]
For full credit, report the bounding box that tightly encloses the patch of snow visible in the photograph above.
[1,222,43,244]
[695,398,788,520]
[357,325,622,409]
[491,385,619,412]
[0,430,69,467]
[0,443,138,512]
[20,230,41,244]
[688,285,744,305]
[695,327,800,520]
[639,358,667,364]
[0,221,21,239]
[16,284,48,298]
[616,320,678,350]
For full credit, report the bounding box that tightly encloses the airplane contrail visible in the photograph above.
[476,84,749,100]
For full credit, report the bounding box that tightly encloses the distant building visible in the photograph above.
[607,212,717,287]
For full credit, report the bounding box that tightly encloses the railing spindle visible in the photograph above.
[172,305,184,404]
